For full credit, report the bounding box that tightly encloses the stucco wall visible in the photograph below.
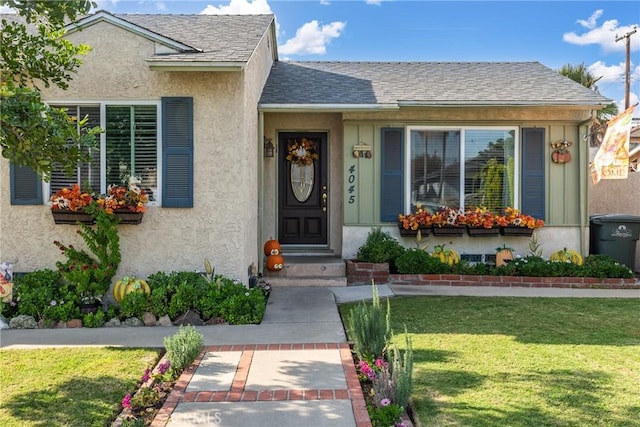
[589,148,640,271]
[262,113,344,255]
[0,20,274,283]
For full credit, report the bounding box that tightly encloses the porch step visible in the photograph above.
[263,255,347,287]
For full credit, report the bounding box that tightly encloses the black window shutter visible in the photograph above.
[10,164,42,205]
[380,128,404,222]
[162,97,193,208]
[521,128,545,220]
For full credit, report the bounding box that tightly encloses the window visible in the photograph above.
[11,97,193,208]
[49,102,160,203]
[407,127,517,213]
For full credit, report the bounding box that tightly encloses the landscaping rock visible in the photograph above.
[9,314,37,329]
[204,316,227,325]
[142,312,157,326]
[56,321,67,328]
[123,317,144,327]
[104,317,121,327]
[0,315,10,329]
[173,310,203,326]
[66,319,83,328]
[158,315,173,327]
[38,319,57,329]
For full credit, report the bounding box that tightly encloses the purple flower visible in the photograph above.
[141,368,151,382]
[122,394,131,409]
[49,300,57,306]
[380,398,391,407]
[158,361,171,375]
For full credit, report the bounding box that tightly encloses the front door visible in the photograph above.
[278,132,328,245]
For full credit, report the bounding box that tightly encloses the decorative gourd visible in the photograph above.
[266,254,285,271]
[264,238,281,256]
[113,277,150,303]
[550,248,583,265]
[495,245,513,267]
[431,244,459,266]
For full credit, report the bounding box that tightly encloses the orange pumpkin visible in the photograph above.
[495,246,514,267]
[264,238,281,256]
[266,254,285,271]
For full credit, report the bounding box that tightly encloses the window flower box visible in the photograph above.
[467,226,500,237]
[500,226,534,237]
[432,225,466,236]
[113,211,144,225]
[51,210,95,225]
[397,223,430,237]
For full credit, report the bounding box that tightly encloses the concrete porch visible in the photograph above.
[262,255,347,287]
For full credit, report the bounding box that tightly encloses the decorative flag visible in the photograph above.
[590,104,636,184]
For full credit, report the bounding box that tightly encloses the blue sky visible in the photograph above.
[4,0,639,115]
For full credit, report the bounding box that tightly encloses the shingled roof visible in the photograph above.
[64,11,274,65]
[259,61,611,109]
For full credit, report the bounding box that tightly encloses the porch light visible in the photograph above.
[264,138,274,158]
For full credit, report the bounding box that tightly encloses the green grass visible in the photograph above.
[0,347,161,427]
[340,296,640,427]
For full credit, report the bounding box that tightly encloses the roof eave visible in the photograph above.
[398,100,610,108]
[147,61,245,72]
[66,10,201,53]
[258,103,400,112]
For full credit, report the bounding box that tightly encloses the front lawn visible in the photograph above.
[0,347,161,426]
[340,296,640,426]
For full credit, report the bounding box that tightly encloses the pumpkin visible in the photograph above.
[552,149,571,164]
[264,238,281,256]
[266,254,285,271]
[495,245,514,267]
[113,277,150,303]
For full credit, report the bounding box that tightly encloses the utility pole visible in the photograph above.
[615,26,637,109]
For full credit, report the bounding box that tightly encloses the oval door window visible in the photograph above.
[291,163,314,202]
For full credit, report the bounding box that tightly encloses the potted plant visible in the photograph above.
[50,184,96,224]
[499,207,544,236]
[463,206,500,236]
[431,206,465,236]
[397,205,434,237]
[50,178,149,225]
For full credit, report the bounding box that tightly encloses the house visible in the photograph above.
[1,11,615,285]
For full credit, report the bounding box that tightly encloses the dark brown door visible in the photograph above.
[278,132,328,245]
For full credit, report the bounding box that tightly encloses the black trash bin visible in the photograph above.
[589,214,640,271]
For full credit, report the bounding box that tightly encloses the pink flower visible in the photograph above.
[380,398,391,407]
[141,368,151,382]
[121,394,131,409]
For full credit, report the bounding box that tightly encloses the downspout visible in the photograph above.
[258,111,265,275]
[579,110,598,258]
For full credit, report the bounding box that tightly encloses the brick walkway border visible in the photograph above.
[151,343,373,427]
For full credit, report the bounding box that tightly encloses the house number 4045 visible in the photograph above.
[347,164,356,204]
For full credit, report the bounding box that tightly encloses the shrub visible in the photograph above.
[196,276,267,324]
[347,282,391,360]
[357,228,405,272]
[14,269,80,322]
[119,292,150,320]
[389,332,413,409]
[82,310,105,328]
[395,249,450,274]
[164,325,204,378]
[581,254,635,279]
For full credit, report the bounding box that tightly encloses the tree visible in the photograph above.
[557,63,618,120]
[0,0,100,179]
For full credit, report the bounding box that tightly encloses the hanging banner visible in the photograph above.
[590,104,636,184]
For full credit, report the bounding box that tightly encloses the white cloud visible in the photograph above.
[201,0,273,15]
[588,60,626,83]
[278,20,346,55]
[365,0,383,5]
[155,2,167,12]
[320,0,330,5]
[563,10,640,53]
[577,9,603,29]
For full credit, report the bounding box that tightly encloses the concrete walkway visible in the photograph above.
[1,284,638,427]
